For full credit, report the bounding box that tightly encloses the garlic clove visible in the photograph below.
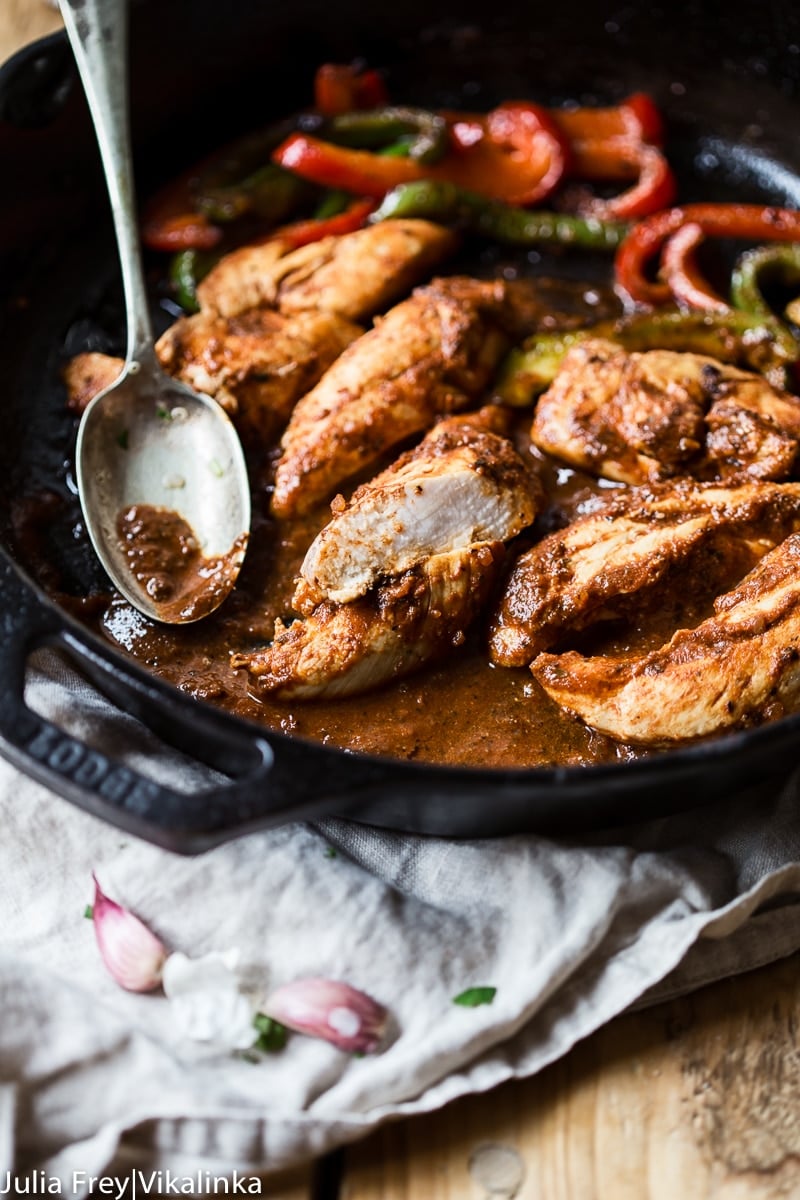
[263,977,388,1053]
[91,875,167,993]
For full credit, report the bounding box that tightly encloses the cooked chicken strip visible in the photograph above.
[64,352,124,413]
[271,277,518,518]
[155,307,362,444]
[531,338,800,484]
[232,543,503,700]
[532,532,800,743]
[490,480,800,666]
[64,310,361,446]
[196,220,458,320]
[294,408,540,610]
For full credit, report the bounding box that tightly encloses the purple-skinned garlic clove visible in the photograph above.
[263,977,388,1053]
[91,875,167,992]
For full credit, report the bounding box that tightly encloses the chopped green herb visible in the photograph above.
[83,904,94,920]
[252,1012,288,1052]
[116,429,129,450]
[453,986,497,1008]
[324,846,338,859]
[156,404,172,421]
[209,458,224,478]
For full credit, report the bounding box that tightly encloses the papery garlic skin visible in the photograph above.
[162,951,256,1049]
[264,978,388,1053]
[92,876,167,993]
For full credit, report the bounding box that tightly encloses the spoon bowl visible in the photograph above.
[60,0,250,623]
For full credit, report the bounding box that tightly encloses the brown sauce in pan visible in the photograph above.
[116,504,248,623]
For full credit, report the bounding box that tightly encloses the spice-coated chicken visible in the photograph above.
[63,309,361,447]
[532,532,800,743]
[232,543,504,700]
[196,219,459,320]
[294,407,540,611]
[489,479,800,666]
[155,307,361,444]
[270,277,524,518]
[531,338,800,484]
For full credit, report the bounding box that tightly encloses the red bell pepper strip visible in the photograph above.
[313,64,389,117]
[575,142,677,220]
[274,132,424,197]
[274,102,570,207]
[141,166,224,252]
[551,92,665,148]
[258,197,376,249]
[660,222,729,310]
[616,204,800,307]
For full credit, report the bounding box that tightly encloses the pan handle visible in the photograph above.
[0,555,384,852]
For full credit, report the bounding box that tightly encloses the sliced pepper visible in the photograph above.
[168,248,219,313]
[551,92,665,149]
[731,243,800,319]
[327,106,449,165]
[274,101,570,206]
[616,204,800,307]
[371,179,629,250]
[550,94,674,220]
[141,169,223,252]
[495,308,800,405]
[260,197,375,250]
[660,221,728,311]
[313,63,388,117]
[571,143,677,220]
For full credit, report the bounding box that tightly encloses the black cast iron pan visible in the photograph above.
[1,0,799,853]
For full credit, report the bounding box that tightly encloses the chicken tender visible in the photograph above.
[531,338,800,484]
[154,307,362,444]
[532,533,800,743]
[196,219,459,320]
[490,480,800,666]
[295,407,540,610]
[232,543,504,700]
[271,277,518,518]
[64,351,124,414]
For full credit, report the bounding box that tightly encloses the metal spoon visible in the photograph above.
[59,0,250,623]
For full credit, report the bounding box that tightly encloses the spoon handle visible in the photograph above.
[58,0,158,374]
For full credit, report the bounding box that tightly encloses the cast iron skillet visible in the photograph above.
[1,0,799,853]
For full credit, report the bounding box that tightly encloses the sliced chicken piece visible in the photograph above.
[531,337,800,485]
[232,543,503,700]
[490,480,800,666]
[63,311,360,446]
[154,307,361,444]
[64,352,124,414]
[196,219,459,321]
[294,408,540,610]
[532,532,800,743]
[271,277,518,518]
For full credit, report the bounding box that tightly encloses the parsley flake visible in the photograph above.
[116,429,129,450]
[252,1012,288,1052]
[324,846,338,859]
[83,904,94,920]
[453,986,496,1008]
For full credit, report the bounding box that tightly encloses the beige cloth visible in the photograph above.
[3,653,800,1184]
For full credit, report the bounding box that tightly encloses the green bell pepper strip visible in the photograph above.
[495,308,800,406]
[371,180,630,251]
[731,243,800,320]
[327,106,449,165]
[168,249,219,314]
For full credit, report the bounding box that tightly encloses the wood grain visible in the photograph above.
[341,953,800,1200]
[0,0,62,63]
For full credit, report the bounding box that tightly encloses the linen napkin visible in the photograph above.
[3,649,800,1186]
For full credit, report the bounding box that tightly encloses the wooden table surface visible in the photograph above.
[4,4,800,1196]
